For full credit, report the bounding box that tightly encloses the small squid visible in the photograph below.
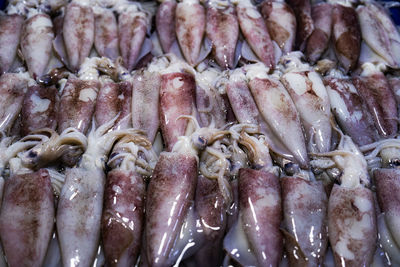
[93,6,119,61]
[0,13,24,74]
[175,0,206,66]
[287,0,314,51]
[156,0,177,53]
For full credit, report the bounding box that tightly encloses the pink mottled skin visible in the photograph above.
[332,4,361,73]
[328,185,376,267]
[281,177,328,266]
[156,0,177,53]
[63,2,95,72]
[236,2,275,68]
[102,169,145,267]
[145,152,197,267]
[94,8,119,60]
[57,76,99,134]
[287,0,314,51]
[239,168,282,267]
[118,10,147,71]
[353,73,398,137]
[21,14,54,79]
[206,2,239,69]
[0,14,23,74]
[114,81,132,130]
[21,85,59,136]
[306,3,332,63]
[131,70,160,142]
[0,169,54,267]
[159,72,195,151]
[175,0,206,65]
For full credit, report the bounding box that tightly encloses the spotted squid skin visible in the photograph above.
[102,169,145,267]
[0,73,29,133]
[114,81,133,131]
[159,72,196,151]
[21,13,54,79]
[374,169,400,247]
[287,0,314,51]
[281,177,328,267]
[353,73,398,137]
[63,2,95,72]
[0,14,23,74]
[259,0,296,54]
[57,77,99,134]
[57,167,105,267]
[175,0,206,66]
[145,152,197,267]
[328,185,377,267]
[20,85,58,136]
[324,76,379,146]
[306,3,332,63]
[0,169,54,267]
[156,0,177,53]
[94,7,119,61]
[118,9,148,72]
[94,78,120,128]
[206,1,239,69]
[193,175,227,266]
[239,168,282,267]
[131,70,160,143]
[236,1,275,68]
[388,76,400,118]
[332,4,361,73]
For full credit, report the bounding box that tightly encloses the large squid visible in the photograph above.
[0,13,23,74]
[280,53,332,153]
[175,0,206,66]
[205,0,239,69]
[324,69,379,146]
[259,0,296,54]
[20,11,54,79]
[102,135,157,266]
[357,3,400,68]
[224,130,282,266]
[235,0,275,68]
[311,133,377,266]
[63,1,94,72]
[56,118,140,267]
[332,3,361,73]
[156,0,177,54]
[353,63,398,138]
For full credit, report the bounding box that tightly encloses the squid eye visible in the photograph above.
[284,162,299,176]
[28,150,38,158]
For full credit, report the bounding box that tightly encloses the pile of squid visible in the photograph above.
[1,0,400,266]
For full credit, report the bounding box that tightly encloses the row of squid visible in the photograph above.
[1,0,400,80]
[1,1,400,267]
[1,50,400,266]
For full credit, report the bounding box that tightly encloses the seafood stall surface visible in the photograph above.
[0,0,399,266]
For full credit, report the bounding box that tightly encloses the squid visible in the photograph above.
[224,130,282,266]
[311,133,377,266]
[102,135,157,267]
[306,3,332,63]
[280,53,332,153]
[0,168,54,267]
[353,63,398,137]
[324,69,379,146]
[20,84,59,136]
[259,0,296,54]
[357,3,400,68]
[0,13,23,74]
[131,62,162,143]
[93,6,119,61]
[0,72,32,134]
[235,0,274,69]
[118,3,150,71]
[244,63,309,167]
[388,75,400,116]
[287,0,314,51]
[20,12,54,79]
[56,118,140,267]
[332,3,361,73]
[158,56,196,151]
[205,0,239,69]
[63,1,94,72]
[156,0,177,53]
[175,0,206,66]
